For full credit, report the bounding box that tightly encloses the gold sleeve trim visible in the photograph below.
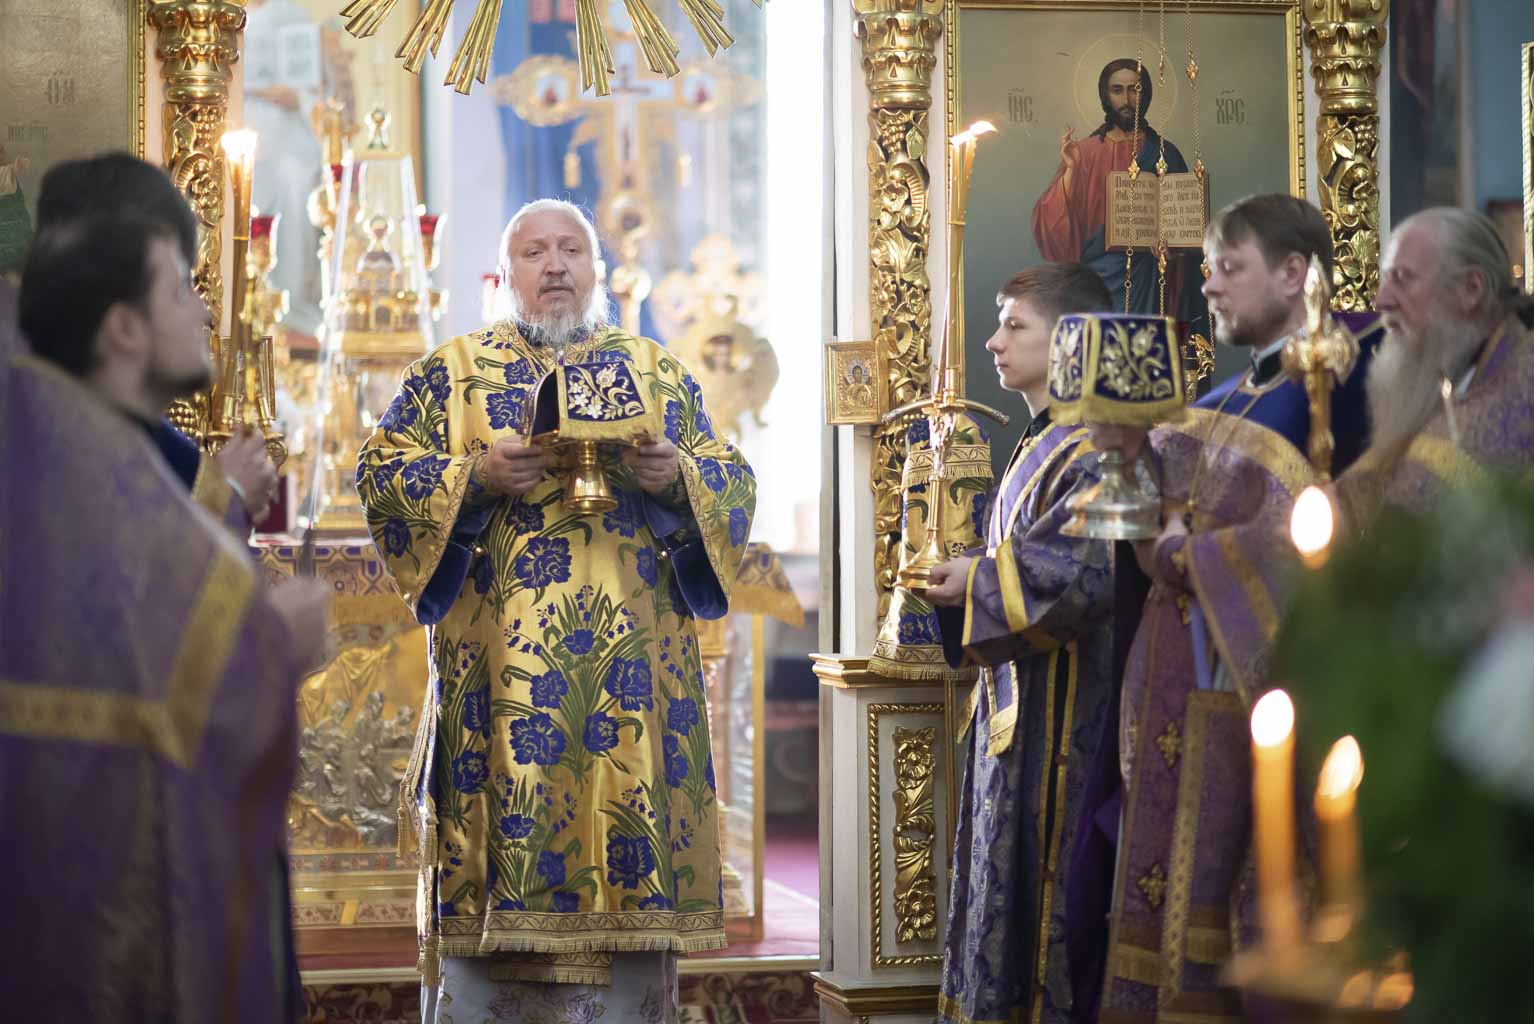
[994,542,1031,635]
[0,548,254,769]
[190,455,234,519]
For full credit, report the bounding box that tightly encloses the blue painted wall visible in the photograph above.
[1470,1,1534,210]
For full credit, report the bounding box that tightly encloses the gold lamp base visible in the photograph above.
[1061,448,1161,540]
[563,438,618,515]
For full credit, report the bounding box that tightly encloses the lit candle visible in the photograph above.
[1289,484,1335,568]
[1251,689,1301,949]
[939,120,997,400]
[1315,735,1364,913]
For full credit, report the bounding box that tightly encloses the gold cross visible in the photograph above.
[1155,720,1182,769]
[1138,863,1168,911]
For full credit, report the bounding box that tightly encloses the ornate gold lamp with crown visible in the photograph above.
[306,108,443,532]
[1050,312,1187,539]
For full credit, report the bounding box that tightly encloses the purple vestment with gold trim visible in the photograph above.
[0,354,305,1021]
[935,415,1116,1024]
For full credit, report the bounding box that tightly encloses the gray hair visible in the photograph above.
[495,198,612,328]
[1408,207,1523,322]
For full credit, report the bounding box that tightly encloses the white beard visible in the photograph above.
[503,280,612,352]
[1367,312,1485,452]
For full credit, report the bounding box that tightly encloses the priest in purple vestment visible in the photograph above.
[923,263,1118,1024]
[1,209,330,1020]
[1095,195,1376,1023]
[1336,206,1534,523]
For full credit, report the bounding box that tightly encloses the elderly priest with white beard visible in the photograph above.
[357,199,756,1022]
[1334,207,1534,526]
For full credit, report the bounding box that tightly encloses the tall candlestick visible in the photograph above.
[220,129,258,438]
[1315,735,1364,916]
[1251,689,1301,950]
[941,120,995,402]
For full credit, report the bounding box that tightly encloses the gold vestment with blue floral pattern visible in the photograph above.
[356,322,755,971]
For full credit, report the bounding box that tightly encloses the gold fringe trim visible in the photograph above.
[489,951,613,986]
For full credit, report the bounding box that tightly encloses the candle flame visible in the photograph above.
[1318,735,1364,798]
[220,128,258,167]
[1290,484,1334,557]
[950,120,998,147]
[1251,689,1295,748]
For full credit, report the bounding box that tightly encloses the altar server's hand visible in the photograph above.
[624,438,681,495]
[482,437,551,498]
[269,577,334,675]
[924,557,972,607]
[1135,511,1189,591]
[216,426,279,520]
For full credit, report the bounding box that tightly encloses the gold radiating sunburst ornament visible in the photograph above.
[339,0,762,98]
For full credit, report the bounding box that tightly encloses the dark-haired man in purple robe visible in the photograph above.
[924,262,1118,1024]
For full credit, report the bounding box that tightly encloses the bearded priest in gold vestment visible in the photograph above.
[357,200,756,1020]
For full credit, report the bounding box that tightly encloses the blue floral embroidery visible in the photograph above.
[897,609,941,645]
[510,712,566,766]
[725,462,743,482]
[462,687,491,738]
[538,850,566,886]
[907,418,930,445]
[402,455,450,500]
[601,491,642,538]
[667,698,699,736]
[638,893,674,910]
[425,363,452,402]
[551,892,580,913]
[606,833,655,889]
[513,536,572,589]
[485,390,525,430]
[663,400,683,444]
[530,670,568,709]
[699,460,726,494]
[728,506,749,546]
[635,547,658,587]
[437,900,457,918]
[604,658,654,711]
[503,357,539,386]
[472,555,494,595]
[506,501,545,536]
[379,391,418,432]
[371,458,402,492]
[452,751,489,794]
[583,712,619,753]
[663,734,688,787]
[499,813,535,840]
[494,897,527,911]
[970,491,989,538]
[380,517,410,557]
[705,752,717,793]
[563,629,596,654]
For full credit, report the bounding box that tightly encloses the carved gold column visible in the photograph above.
[150,0,247,439]
[1303,0,1388,312]
[855,0,943,618]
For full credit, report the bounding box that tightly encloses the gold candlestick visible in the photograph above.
[218,128,258,444]
[896,120,1001,591]
[1251,688,1302,952]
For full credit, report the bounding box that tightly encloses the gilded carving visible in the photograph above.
[891,724,938,943]
[1303,0,1388,312]
[150,0,248,440]
[854,0,944,617]
[868,702,944,967]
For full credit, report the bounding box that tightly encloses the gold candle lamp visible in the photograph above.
[1285,255,1359,563]
[1048,313,1187,539]
[1313,735,1365,943]
[885,120,1008,591]
[215,128,258,446]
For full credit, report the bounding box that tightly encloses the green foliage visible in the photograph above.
[1273,476,1534,1021]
